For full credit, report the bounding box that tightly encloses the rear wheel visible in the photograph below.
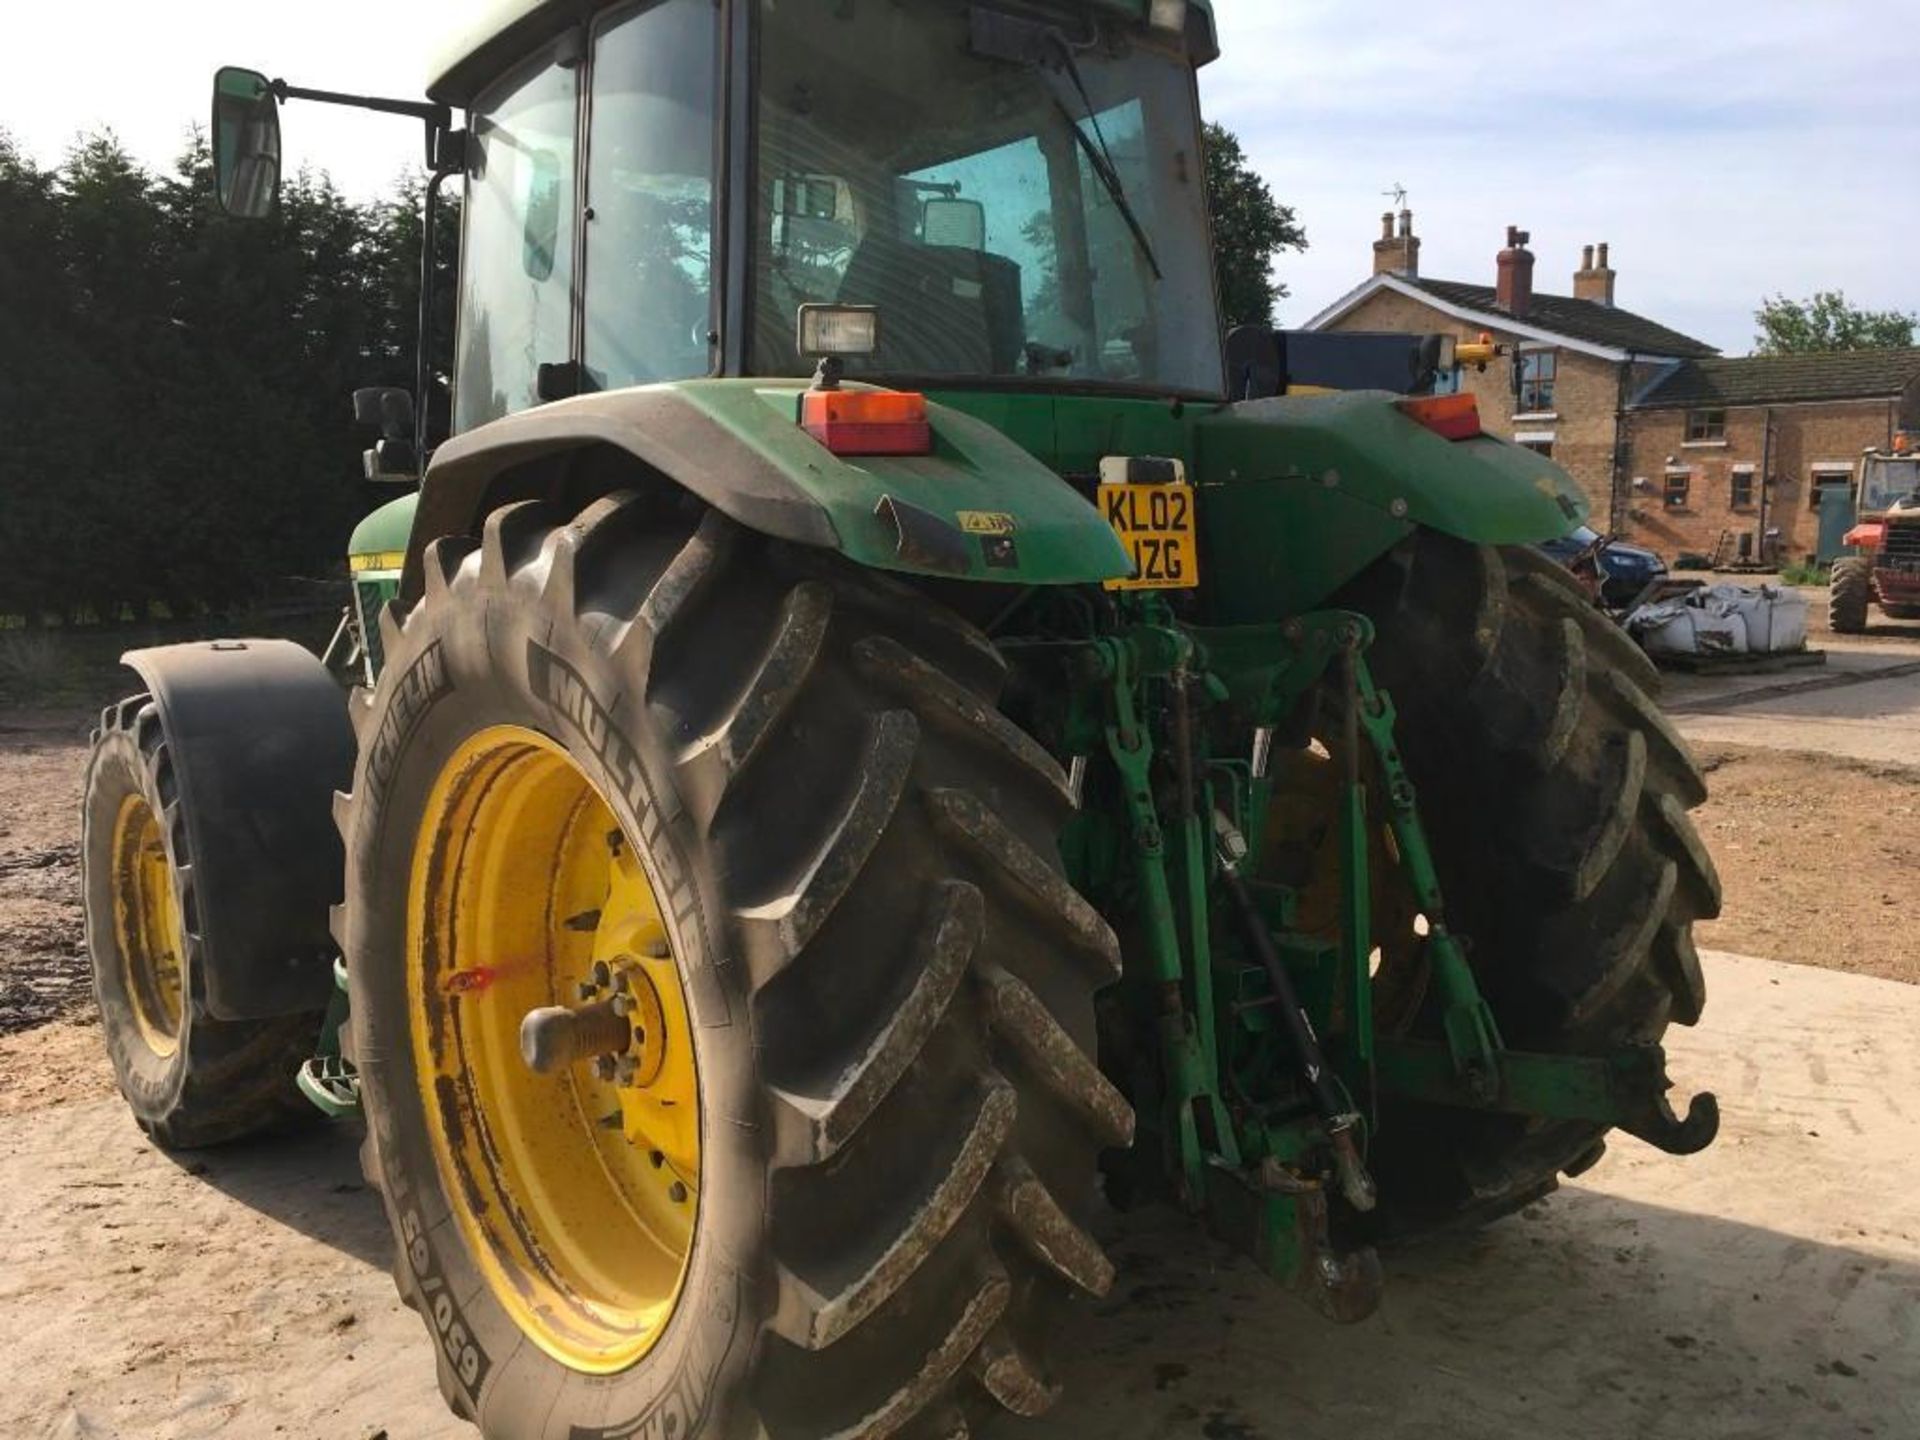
[1313,533,1719,1233]
[1829,557,1871,633]
[340,493,1129,1439]
[81,697,318,1148]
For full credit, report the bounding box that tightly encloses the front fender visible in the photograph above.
[1192,390,1587,620]
[402,379,1131,600]
[118,639,354,1021]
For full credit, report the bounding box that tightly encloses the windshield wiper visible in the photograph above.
[1043,39,1163,281]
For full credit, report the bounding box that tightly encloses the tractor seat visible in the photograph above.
[836,237,1024,377]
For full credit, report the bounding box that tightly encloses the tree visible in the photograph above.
[0,125,456,623]
[1753,290,1916,355]
[1202,122,1305,330]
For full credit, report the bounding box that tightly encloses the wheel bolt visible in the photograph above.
[575,981,597,1002]
[591,960,612,988]
[591,1055,618,1082]
[611,993,636,1018]
[520,1000,633,1075]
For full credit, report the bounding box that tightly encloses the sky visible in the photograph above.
[2,1,1913,356]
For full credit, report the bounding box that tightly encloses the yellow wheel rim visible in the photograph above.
[408,726,701,1375]
[111,795,186,1055]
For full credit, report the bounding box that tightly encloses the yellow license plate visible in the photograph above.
[1099,480,1199,591]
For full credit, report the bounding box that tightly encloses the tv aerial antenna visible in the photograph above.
[1383,183,1408,210]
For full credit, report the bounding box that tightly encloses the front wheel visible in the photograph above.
[1829,557,1871,633]
[80,696,318,1147]
[339,493,1131,1439]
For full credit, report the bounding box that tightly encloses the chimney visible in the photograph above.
[1372,208,1421,277]
[1495,225,1534,317]
[1573,239,1616,306]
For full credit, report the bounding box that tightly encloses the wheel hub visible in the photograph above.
[110,795,185,1056]
[408,726,701,1375]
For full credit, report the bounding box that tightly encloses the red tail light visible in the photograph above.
[1397,393,1481,441]
[801,389,932,457]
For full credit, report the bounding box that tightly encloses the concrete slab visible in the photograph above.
[3,951,1914,1439]
[1674,663,1920,766]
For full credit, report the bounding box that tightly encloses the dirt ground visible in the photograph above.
[3,950,1913,1440]
[0,709,113,1115]
[1690,743,1920,983]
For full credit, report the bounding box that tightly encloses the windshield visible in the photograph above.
[1863,457,1920,512]
[751,0,1224,395]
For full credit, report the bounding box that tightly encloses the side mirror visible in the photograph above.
[353,387,419,482]
[363,438,420,483]
[1223,325,1284,400]
[352,386,415,440]
[212,67,281,218]
[922,197,987,251]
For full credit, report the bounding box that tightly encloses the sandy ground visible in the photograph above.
[2,950,1913,1440]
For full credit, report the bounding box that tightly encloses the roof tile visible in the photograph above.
[1407,278,1720,358]
[1633,349,1920,409]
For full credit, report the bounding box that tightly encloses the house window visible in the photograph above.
[1664,470,1692,509]
[1810,463,1854,509]
[1518,349,1557,412]
[1686,408,1726,442]
[1520,440,1554,459]
[1730,469,1755,509]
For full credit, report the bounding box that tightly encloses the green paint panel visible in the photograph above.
[349,493,417,560]
[673,381,1134,585]
[1190,391,1587,621]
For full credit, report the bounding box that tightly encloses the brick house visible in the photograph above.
[1304,213,1719,532]
[1621,350,1920,564]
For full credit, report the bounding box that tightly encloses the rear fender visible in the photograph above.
[1193,390,1587,621]
[119,639,354,1021]
[400,379,1131,601]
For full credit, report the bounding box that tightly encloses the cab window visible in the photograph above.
[455,48,579,432]
[583,0,721,390]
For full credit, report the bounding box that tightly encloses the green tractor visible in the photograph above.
[81,3,1720,1434]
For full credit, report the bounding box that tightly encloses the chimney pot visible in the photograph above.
[1372,207,1421,278]
[1581,243,1595,270]
[1574,240,1617,307]
[1495,225,1535,317]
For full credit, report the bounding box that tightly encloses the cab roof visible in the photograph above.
[428,0,1218,107]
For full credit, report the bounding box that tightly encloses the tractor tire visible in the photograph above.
[1336,532,1720,1235]
[1829,557,1871,633]
[80,695,321,1148]
[338,492,1129,1440]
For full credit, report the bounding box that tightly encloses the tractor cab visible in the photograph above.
[440,0,1226,427]
[1857,447,1920,518]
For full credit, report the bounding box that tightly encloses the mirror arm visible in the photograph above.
[259,79,464,464]
[269,79,449,129]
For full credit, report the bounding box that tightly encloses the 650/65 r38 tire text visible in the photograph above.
[338,492,1133,1440]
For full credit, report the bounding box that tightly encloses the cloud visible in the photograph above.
[1203,0,1919,353]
